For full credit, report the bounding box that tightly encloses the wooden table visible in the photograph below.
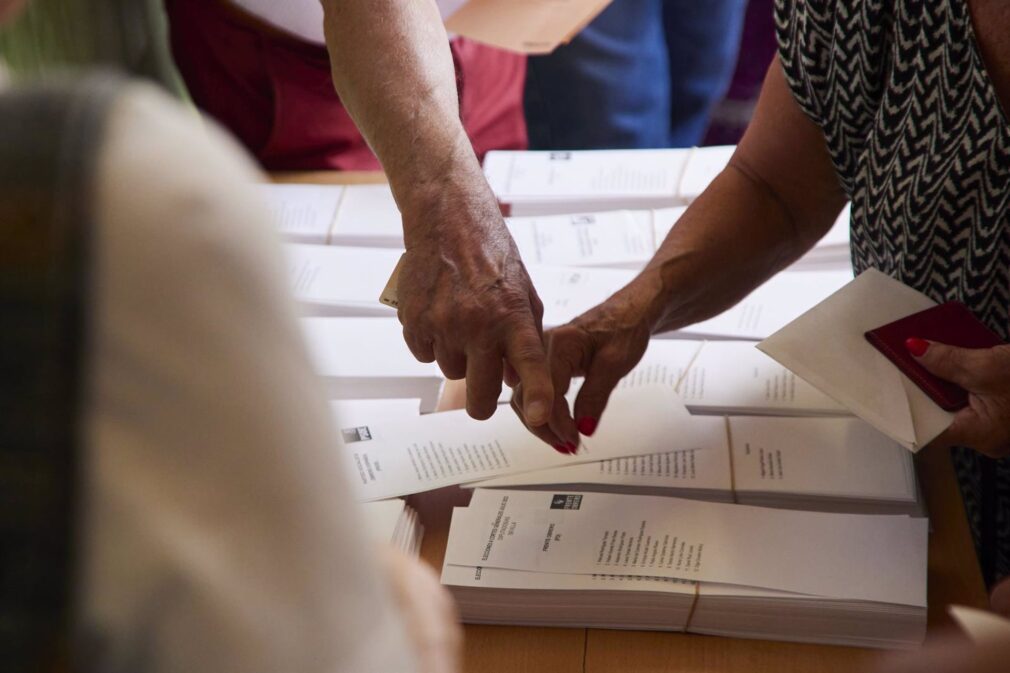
[275,171,989,672]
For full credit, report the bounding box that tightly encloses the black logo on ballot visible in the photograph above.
[342,426,372,443]
[550,494,583,510]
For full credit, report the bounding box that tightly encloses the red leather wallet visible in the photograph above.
[865,301,1004,411]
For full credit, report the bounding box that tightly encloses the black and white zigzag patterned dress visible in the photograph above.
[775,0,1010,585]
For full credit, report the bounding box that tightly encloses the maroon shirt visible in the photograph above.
[164,0,528,171]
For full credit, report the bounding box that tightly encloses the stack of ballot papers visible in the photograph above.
[334,382,699,501]
[759,269,956,451]
[286,244,400,317]
[361,498,424,557]
[261,183,403,247]
[441,489,928,648]
[286,244,850,340]
[484,148,691,216]
[632,339,850,416]
[304,318,444,411]
[483,146,736,216]
[661,269,852,341]
[289,244,636,325]
[467,415,921,515]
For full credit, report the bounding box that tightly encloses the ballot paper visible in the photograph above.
[677,145,736,202]
[303,318,444,411]
[261,183,344,244]
[665,269,852,340]
[446,489,928,607]
[330,184,403,247]
[526,265,635,327]
[625,340,849,416]
[336,383,694,501]
[444,0,613,54]
[949,605,1010,643]
[286,244,400,317]
[468,416,920,515]
[758,269,955,451]
[331,398,424,423]
[360,498,424,556]
[442,551,926,648]
[507,210,656,268]
[484,149,690,216]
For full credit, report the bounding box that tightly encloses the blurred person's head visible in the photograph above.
[0,0,27,25]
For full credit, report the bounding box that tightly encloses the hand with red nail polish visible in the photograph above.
[509,281,652,451]
[905,338,1010,458]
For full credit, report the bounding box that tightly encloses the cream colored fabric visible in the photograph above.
[78,85,417,673]
[229,0,461,42]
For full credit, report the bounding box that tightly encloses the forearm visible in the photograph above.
[628,57,847,335]
[321,0,490,233]
[632,162,809,334]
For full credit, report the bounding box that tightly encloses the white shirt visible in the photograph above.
[79,84,418,673]
[230,0,463,43]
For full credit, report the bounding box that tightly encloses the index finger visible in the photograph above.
[503,320,554,427]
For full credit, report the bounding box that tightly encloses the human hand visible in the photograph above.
[511,282,655,452]
[397,176,553,427]
[906,339,1010,457]
[381,546,463,673]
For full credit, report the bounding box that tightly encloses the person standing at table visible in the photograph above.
[511,0,1010,588]
[163,0,558,440]
[1,1,461,666]
[523,0,749,149]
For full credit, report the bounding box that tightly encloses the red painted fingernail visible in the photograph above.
[905,337,929,357]
[565,442,579,454]
[553,443,568,454]
[577,417,598,437]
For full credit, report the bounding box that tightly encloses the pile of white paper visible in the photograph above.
[483,148,692,216]
[467,415,921,516]
[482,146,737,216]
[304,318,444,411]
[361,498,423,557]
[442,489,927,649]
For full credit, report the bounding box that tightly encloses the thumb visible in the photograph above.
[906,338,983,389]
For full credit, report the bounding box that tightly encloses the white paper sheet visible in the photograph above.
[675,270,852,340]
[286,244,400,317]
[261,183,344,244]
[330,184,403,247]
[664,341,849,416]
[507,210,655,268]
[337,384,694,501]
[484,149,689,209]
[447,489,928,606]
[527,265,636,327]
[302,317,444,410]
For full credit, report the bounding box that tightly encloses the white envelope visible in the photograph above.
[758,269,954,452]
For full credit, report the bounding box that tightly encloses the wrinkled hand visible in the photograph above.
[907,339,1010,458]
[398,185,553,426]
[381,546,463,673]
[512,285,654,452]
